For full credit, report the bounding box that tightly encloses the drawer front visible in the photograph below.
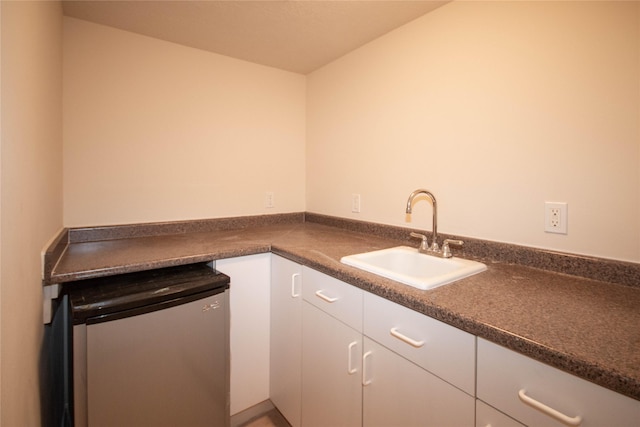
[363,292,475,395]
[302,266,363,332]
[477,338,640,427]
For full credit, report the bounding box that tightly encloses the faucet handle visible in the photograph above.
[410,232,429,251]
[442,239,464,258]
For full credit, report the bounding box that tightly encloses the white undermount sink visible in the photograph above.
[341,246,487,290]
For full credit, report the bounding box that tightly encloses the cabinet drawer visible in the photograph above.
[477,338,640,427]
[302,267,363,332]
[363,292,475,395]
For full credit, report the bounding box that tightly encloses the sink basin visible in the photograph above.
[340,246,487,290]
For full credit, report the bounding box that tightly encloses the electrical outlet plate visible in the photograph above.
[545,202,567,234]
[265,192,274,208]
[351,194,361,213]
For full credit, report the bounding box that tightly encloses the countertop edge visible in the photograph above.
[271,244,640,403]
[46,216,640,402]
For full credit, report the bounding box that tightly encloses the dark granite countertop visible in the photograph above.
[46,213,640,402]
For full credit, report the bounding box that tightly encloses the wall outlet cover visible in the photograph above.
[351,194,361,213]
[544,202,567,234]
[265,192,275,208]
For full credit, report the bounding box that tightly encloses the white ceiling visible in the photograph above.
[62,0,448,74]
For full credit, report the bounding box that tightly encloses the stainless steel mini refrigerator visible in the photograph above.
[64,263,230,427]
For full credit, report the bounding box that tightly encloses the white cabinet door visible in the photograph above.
[217,254,271,415]
[302,301,362,427]
[476,400,525,427]
[270,255,302,427]
[362,338,475,427]
[477,338,640,427]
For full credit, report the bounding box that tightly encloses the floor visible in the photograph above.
[239,407,291,427]
[232,400,291,427]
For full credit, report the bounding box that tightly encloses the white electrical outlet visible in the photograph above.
[351,194,361,213]
[545,202,567,234]
[265,192,275,208]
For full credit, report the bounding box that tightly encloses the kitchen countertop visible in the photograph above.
[46,214,640,402]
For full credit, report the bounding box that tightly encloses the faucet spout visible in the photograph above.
[406,189,438,251]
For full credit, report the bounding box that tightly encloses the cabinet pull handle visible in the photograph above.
[362,351,373,386]
[347,341,358,375]
[390,327,425,348]
[291,273,301,298]
[315,290,338,303]
[518,389,582,426]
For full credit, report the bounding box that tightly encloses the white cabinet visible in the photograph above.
[362,337,474,427]
[476,400,525,427]
[270,255,303,427]
[301,266,363,427]
[477,338,640,427]
[279,264,476,427]
[217,254,271,415]
[362,292,475,427]
[268,260,640,427]
[302,302,363,427]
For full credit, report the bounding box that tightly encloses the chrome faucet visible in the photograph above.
[406,189,439,251]
[406,189,463,258]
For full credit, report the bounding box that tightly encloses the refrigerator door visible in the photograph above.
[85,291,229,427]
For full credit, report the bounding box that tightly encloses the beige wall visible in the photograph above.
[64,2,640,261]
[307,1,640,262]
[63,17,306,227]
[0,2,635,425]
[1,1,63,425]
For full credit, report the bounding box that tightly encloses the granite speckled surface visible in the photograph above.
[47,213,640,402]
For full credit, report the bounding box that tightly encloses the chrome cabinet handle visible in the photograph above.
[390,327,425,348]
[518,389,582,426]
[315,290,338,303]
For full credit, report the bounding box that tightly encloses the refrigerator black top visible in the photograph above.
[64,263,229,324]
